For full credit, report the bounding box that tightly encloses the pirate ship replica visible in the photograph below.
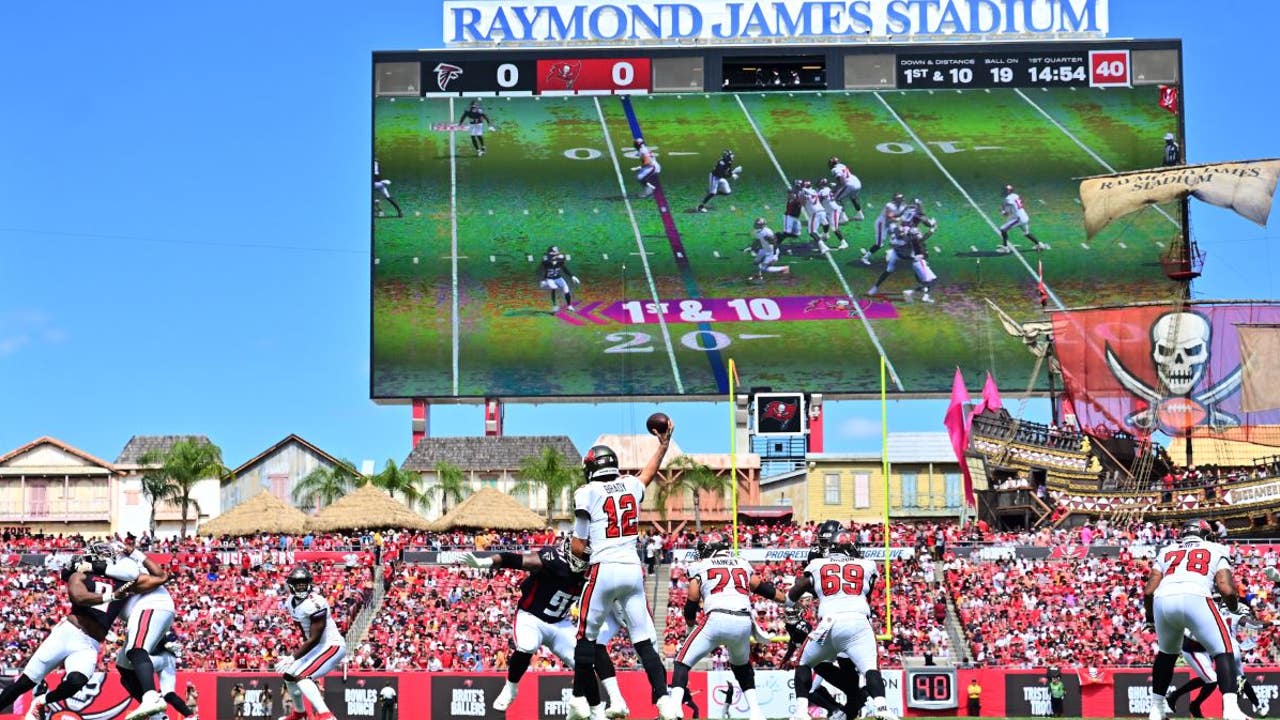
[966,160,1280,536]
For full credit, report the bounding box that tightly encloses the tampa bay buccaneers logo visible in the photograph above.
[43,671,133,720]
[545,60,583,90]
[762,400,796,424]
[433,63,464,91]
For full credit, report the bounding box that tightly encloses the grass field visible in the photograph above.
[372,86,1181,400]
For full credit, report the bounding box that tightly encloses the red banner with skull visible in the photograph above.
[1051,302,1280,444]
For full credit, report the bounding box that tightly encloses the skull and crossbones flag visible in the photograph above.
[1051,302,1280,444]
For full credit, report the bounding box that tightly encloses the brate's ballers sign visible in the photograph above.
[430,676,505,720]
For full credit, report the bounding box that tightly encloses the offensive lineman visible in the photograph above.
[829,157,865,221]
[996,184,1046,253]
[116,536,177,720]
[0,546,143,720]
[1166,607,1262,718]
[697,150,741,213]
[669,533,786,720]
[568,425,679,720]
[817,179,849,251]
[459,100,494,156]
[744,218,790,282]
[861,193,907,266]
[1144,520,1248,720]
[785,531,895,720]
[538,246,581,313]
[276,566,347,720]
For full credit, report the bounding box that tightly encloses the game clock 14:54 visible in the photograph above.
[905,668,958,710]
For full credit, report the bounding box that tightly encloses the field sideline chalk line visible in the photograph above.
[734,93,905,392]
[593,96,685,394]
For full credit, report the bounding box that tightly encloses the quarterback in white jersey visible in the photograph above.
[996,184,1045,253]
[828,156,865,220]
[785,532,895,720]
[668,534,785,720]
[569,423,679,720]
[1144,520,1247,720]
[277,566,347,720]
[746,218,790,282]
[114,537,177,720]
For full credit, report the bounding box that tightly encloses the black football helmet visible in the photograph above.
[696,532,730,559]
[816,519,844,549]
[721,149,734,163]
[828,156,840,168]
[826,531,859,558]
[286,565,314,598]
[582,445,620,482]
[1182,519,1212,541]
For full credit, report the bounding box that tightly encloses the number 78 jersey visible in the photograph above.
[1154,539,1231,598]
[802,556,879,618]
[574,477,645,566]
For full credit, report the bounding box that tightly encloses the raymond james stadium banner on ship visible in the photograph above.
[442,0,1110,44]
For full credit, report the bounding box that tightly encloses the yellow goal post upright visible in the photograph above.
[729,358,740,553]
[877,354,893,642]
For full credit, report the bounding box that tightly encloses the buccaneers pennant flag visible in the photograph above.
[1078,667,1113,686]
[1158,85,1179,114]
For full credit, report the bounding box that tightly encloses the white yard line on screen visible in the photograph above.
[733,93,905,392]
[448,98,460,395]
[873,91,1066,311]
[1013,88,1180,229]
[593,97,685,394]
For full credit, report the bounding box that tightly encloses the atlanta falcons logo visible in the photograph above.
[434,63,464,91]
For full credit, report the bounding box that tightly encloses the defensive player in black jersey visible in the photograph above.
[807,519,845,562]
[459,537,622,718]
[0,545,155,719]
[459,100,494,156]
[697,150,741,213]
[538,246,581,313]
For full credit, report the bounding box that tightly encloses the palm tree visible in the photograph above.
[661,455,734,532]
[143,439,230,537]
[428,460,469,517]
[512,447,579,519]
[293,461,361,511]
[136,461,179,537]
[371,459,426,509]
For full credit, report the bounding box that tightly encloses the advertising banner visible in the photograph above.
[1005,672,1081,717]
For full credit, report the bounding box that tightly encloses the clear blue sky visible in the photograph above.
[0,1,1276,470]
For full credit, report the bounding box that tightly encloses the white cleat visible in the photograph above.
[853,211,865,221]
[23,699,44,720]
[493,684,517,712]
[921,292,935,303]
[836,239,849,250]
[1033,242,1049,250]
[867,285,879,295]
[818,241,832,255]
[995,245,1013,254]
[656,694,683,720]
[1148,696,1168,720]
[567,696,592,720]
[605,702,631,719]
[125,692,168,720]
[860,250,872,265]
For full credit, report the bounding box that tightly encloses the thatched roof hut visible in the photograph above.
[306,483,433,532]
[198,491,309,536]
[427,487,548,531]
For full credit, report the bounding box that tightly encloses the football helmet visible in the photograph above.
[826,531,859,558]
[828,156,840,168]
[1165,133,1175,142]
[816,519,844,548]
[582,445,620,482]
[88,541,118,562]
[892,192,904,204]
[546,245,561,258]
[721,150,734,163]
[1003,184,1014,195]
[753,217,767,229]
[633,137,645,149]
[1181,519,1213,541]
[696,532,730,559]
[801,179,812,189]
[286,565,314,598]
[792,178,804,190]
[560,535,589,574]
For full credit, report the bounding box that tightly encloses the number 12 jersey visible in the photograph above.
[574,477,645,565]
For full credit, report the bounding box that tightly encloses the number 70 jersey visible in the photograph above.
[802,556,879,618]
[574,476,645,566]
[691,556,756,613]
[1154,539,1231,598]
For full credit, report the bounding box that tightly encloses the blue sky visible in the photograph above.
[0,1,1276,471]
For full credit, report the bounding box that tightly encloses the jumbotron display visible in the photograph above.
[371,40,1184,400]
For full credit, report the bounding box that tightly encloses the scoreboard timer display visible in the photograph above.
[896,48,1132,89]
[905,667,959,710]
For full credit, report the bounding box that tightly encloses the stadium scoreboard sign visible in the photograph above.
[371,38,1183,401]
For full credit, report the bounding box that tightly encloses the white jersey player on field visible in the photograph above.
[828,156,865,221]
[816,179,849,250]
[569,423,680,720]
[115,536,178,720]
[1166,606,1261,718]
[745,218,790,282]
[862,193,907,265]
[996,184,1046,253]
[669,533,785,720]
[785,531,896,720]
[277,566,347,720]
[1144,520,1248,720]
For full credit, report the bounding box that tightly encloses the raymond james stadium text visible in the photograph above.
[443,0,1108,44]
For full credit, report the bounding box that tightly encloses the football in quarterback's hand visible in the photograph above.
[646,412,670,436]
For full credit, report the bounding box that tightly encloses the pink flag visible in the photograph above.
[944,368,976,506]
[972,371,1003,418]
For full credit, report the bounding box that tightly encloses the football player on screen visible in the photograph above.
[696,150,741,213]
[631,137,661,199]
[744,218,791,282]
[459,100,494,157]
[817,179,849,250]
[538,246,580,313]
[867,221,935,303]
[861,193,907,266]
[780,181,805,242]
[372,158,403,218]
[829,156,865,221]
[996,184,1046,253]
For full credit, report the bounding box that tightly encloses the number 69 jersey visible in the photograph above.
[691,556,756,613]
[1154,538,1231,598]
[574,477,645,566]
[802,555,879,619]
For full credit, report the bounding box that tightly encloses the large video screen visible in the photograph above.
[372,50,1182,400]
